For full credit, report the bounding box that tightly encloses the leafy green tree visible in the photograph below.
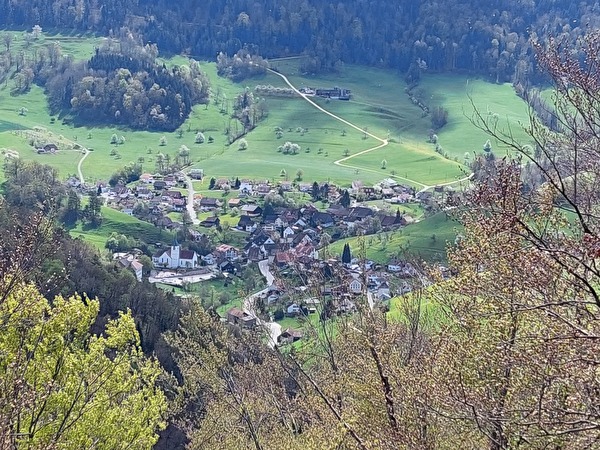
[0,282,167,449]
[179,144,191,165]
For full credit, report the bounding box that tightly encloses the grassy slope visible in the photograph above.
[420,75,533,159]
[69,206,174,249]
[1,32,533,189]
[327,212,461,263]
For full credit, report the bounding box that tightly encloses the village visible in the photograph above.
[70,168,455,346]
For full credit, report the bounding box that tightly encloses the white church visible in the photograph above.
[152,240,199,269]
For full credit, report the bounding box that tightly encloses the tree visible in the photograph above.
[61,189,80,225]
[238,138,248,150]
[159,135,167,146]
[311,181,320,200]
[340,190,351,208]
[111,133,118,144]
[0,282,167,450]
[2,33,13,52]
[431,106,449,129]
[209,177,216,190]
[381,159,387,169]
[195,132,205,144]
[83,191,102,226]
[341,242,352,264]
[295,169,303,181]
[31,24,42,39]
[483,139,492,152]
[279,168,287,179]
[179,144,190,165]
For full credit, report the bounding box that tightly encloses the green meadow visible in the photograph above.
[69,206,174,249]
[327,211,462,263]
[0,31,533,189]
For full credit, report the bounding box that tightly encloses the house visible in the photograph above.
[152,241,199,269]
[153,180,167,191]
[388,261,403,272]
[189,168,204,180]
[215,244,239,261]
[139,173,154,184]
[238,181,254,194]
[164,190,184,200]
[349,278,363,294]
[246,244,263,262]
[200,216,220,228]
[199,197,220,210]
[241,204,263,217]
[275,251,292,267]
[215,178,230,190]
[228,198,242,208]
[380,213,406,228]
[347,207,374,221]
[115,254,144,282]
[226,307,256,328]
[66,176,81,188]
[255,184,271,196]
[278,328,303,345]
[286,303,303,316]
[237,215,256,232]
[201,253,216,265]
[130,260,143,282]
[219,260,237,274]
[43,143,59,152]
[164,175,177,187]
[311,211,334,228]
[279,181,293,191]
[282,226,295,242]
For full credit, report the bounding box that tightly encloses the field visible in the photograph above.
[0,31,534,189]
[69,206,175,249]
[327,212,462,263]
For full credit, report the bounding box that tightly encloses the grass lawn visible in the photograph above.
[420,75,533,160]
[69,206,174,249]
[328,211,461,263]
[0,32,533,190]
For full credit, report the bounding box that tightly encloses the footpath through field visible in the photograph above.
[266,68,472,192]
[78,149,90,184]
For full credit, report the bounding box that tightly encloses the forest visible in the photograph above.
[1,0,598,86]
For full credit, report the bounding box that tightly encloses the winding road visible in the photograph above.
[266,67,472,192]
[243,260,281,347]
[77,149,90,184]
[183,173,201,225]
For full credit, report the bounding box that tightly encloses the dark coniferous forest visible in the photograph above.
[0,0,596,85]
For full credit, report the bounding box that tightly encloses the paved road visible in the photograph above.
[183,173,200,225]
[77,149,90,184]
[258,259,275,285]
[244,260,281,347]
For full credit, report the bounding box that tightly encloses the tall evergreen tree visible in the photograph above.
[342,243,352,264]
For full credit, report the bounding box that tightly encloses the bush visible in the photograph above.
[431,106,449,129]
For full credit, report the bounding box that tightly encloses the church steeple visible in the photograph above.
[171,237,180,267]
